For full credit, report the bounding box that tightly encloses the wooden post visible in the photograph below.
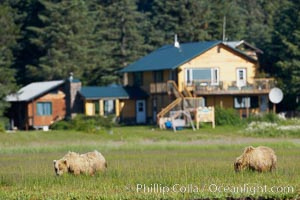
[273,103,276,114]
[99,99,104,116]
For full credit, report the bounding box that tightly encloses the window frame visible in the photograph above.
[234,96,259,109]
[211,68,220,85]
[36,102,52,116]
[185,68,220,85]
[153,71,164,82]
[104,99,115,115]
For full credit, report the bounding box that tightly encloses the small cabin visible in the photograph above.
[6,80,66,130]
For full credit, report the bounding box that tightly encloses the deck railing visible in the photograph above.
[150,78,275,95]
[192,78,275,95]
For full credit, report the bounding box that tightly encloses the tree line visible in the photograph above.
[0,0,299,116]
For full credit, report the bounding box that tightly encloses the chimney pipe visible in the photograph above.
[174,34,180,48]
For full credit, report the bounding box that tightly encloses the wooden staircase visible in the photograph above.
[157,81,192,122]
[156,98,182,120]
[167,80,184,98]
[156,80,205,127]
[182,85,193,97]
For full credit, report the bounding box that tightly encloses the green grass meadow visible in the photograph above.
[0,126,299,199]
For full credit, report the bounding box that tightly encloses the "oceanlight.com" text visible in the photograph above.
[136,183,295,195]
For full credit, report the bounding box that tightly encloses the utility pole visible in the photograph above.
[222,15,226,41]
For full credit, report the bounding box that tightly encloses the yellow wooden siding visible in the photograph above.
[178,46,256,91]
[115,99,120,116]
[121,99,135,118]
[142,71,152,92]
[163,70,170,82]
[84,99,122,117]
[143,71,152,85]
[119,101,125,116]
[127,73,133,86]
[85,101,95,116]
[206,96,233,108]
[99,99,104,115]
[206,96,262,117]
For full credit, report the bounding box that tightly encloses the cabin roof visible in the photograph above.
[79,85,148,100]
[6,80,65,102]
[120,40,257,73]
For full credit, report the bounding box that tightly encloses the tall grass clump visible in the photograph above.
[0,117,9,132]
[215,106,243,126]
[50,114,116,133]
[247,112,280,123]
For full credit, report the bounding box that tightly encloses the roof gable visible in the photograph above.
[6,80,65,102]
[219,43,258,63]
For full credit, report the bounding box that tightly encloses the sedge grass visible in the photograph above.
[0,127,299,199]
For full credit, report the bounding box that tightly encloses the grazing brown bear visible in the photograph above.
[234,146,277,172]
[53,150,107,176]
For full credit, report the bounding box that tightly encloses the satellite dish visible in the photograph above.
[269,87,283,104]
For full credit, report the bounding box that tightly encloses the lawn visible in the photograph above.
[0,126,299,199]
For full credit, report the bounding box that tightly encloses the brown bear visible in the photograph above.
[53,150,107,176]
[234,146,277,172]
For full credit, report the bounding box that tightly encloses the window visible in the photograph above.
[234,96,258,108]
[104,100,115,115]
[37,102,52,116]
[211,68,219,85]
[186,69,191,85]
[185,68,219,85]
[138,102,144,112]
[133,72,143,86]
[169,69,178,82]
[238,70,244,80]
[153,71,163,82]
[94,101,100,115]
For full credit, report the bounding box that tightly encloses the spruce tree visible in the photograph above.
[147,0,214,45]
[208,0,247,41]
[271,0,300,110]
[104,0,146,69]
[0,3,18,116]
[26,0,96,84]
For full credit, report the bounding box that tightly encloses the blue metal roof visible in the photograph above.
[120,41,221,73]
[80,85,148,100]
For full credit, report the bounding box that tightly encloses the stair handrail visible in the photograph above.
[157,98,182,120]
[167,80,184,98]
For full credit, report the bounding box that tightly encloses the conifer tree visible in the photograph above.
[105,0,146,69]
[270,0,300,109]
[26,0,95,84]
[0,3,18,116]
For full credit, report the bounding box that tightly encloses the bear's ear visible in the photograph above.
[53,160,57,164]
[244,146,254,153]
[63,159,69,167]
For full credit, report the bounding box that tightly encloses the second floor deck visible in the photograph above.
[150,78,275,96]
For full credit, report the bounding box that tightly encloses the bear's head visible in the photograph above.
[234,146,254,172]
[53,159,69,176]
